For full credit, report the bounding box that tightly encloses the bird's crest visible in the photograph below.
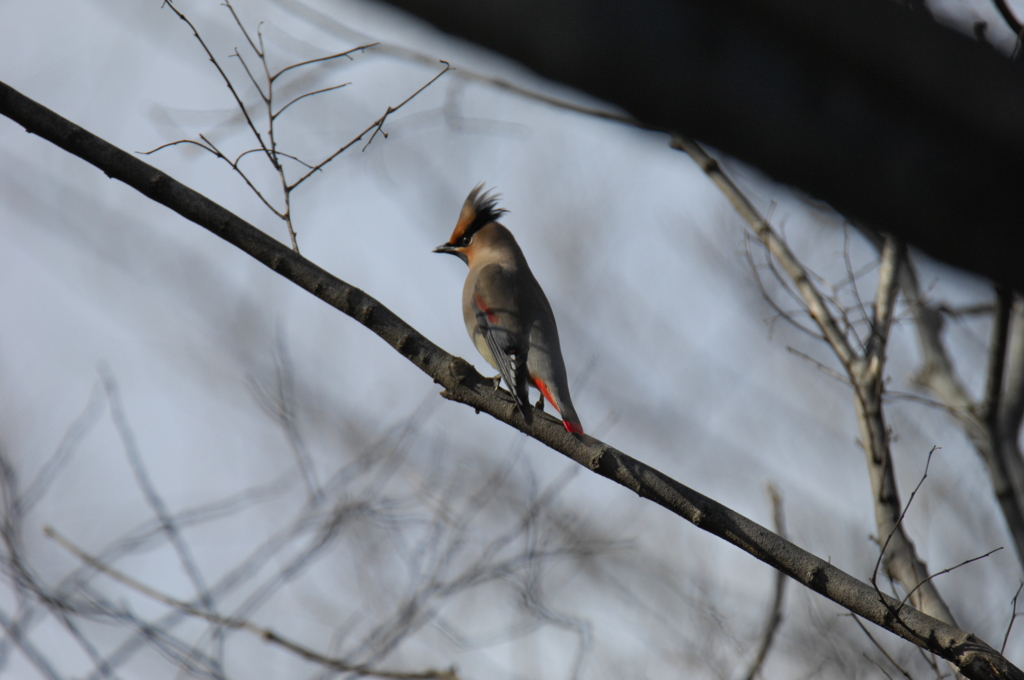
[450,183,508,244]
[466,184,507,225]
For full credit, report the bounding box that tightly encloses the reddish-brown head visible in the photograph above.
[433,184,508,264]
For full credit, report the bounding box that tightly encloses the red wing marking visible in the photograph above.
[473,294,500,325]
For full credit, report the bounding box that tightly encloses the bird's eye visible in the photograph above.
[456,235,472,247]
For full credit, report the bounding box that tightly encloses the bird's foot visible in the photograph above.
[534,395,545,411]
[490,375,502,390]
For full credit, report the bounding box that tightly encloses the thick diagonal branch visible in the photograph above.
[1,81,1020,680]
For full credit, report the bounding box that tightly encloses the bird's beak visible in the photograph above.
[433,242,468,264]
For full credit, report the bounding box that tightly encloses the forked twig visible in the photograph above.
[162,0,269,157]
[156,1,446,254]
[289,60,452,186]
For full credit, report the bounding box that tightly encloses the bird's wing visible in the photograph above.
[472,265,532,423]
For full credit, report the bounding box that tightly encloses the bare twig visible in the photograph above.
[841,226,872,350]
[1003,582,1024,654]
[982,286,1014,424]
[98,364,226,676]
[43,527,461,680]
[850,614,915,680]
[899,548,1003,611]
[160,1,440,255]
[271,45,378,82]
[98,366,220,618]
[937,303,995,318]
[289,60,452,187]
[222,1,264,59]
[871,447,939,590]
[248,333,323,502]
[785,347,852,386]
[741,485,787,680]
[862,234,901,372]
[163,0,269,159]
[745,233,825,341]
[671,136,857,369]
[884,391,962,414]
[272,82,349,120]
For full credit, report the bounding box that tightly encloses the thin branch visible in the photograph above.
[866,231,1024,569]
[785,347,851,386]
[863,234,902,378]
[937,303,995,318]
[871,447,939,592]
[139,138,218,156]
[288,61,452,190]
[97,365,223,665]
[235,147,313,169]
[899,548,1003,611]
[863,653,898,680]
[43,527,459,680]
[19,383,105,514]
[229,48,269,103]
[2,81,1019,680]
[982,285,1014,424]
[0,607,65,680]
[999,303,1024,436]
[745,231,825,341]
[270,44,378,82]
[162,0,269,159]
[222,0,263,58]
[195,133,285,218]
[670,135,856,369]
[1004,582,1024,654]
[849,614,915,680]
[884,391,967,416]
[741,485,787,680]
[841,226,872,350]
[914,644,951,680]
[272,82,349,120]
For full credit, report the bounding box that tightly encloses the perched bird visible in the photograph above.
[434,185,584,435]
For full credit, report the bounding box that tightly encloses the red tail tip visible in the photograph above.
[563,420,584,435]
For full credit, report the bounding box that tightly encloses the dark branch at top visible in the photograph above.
[378,0,1024,293]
